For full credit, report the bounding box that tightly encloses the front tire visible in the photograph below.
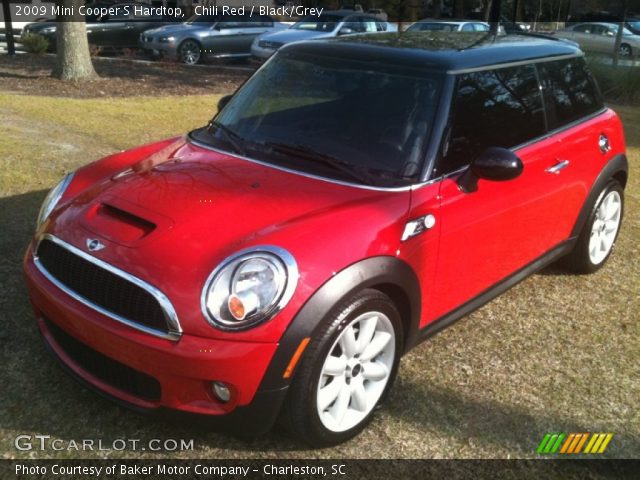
[178,39,201,65]
[563,180,624,273]
[281,289,402,447]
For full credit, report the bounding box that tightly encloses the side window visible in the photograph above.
[537,58,603,130]
[461,23,475,32]
[574,24,591,33]
[438,64,545,175]
[474,23,490,31]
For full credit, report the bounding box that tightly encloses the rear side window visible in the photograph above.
[537,58,603,130]
[438,64,546,175]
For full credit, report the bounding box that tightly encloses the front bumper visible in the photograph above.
[250,44,277,60]
[23,251,287,435]
[139,38,177,57]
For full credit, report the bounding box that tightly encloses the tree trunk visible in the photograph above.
[453,0,464,18]
[612,0,629,68]
[53,0,97,81]
[484,0,493,22]
[433,0,442,19]
[515,0,524,22]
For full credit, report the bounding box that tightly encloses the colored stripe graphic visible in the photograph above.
[540,433,613,454]
[585,433,614,454]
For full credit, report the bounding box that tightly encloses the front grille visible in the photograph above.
[36,238,169,333]
[45,318,161,402]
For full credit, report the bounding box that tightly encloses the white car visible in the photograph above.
[251,10,396,60]
[407,20,490,32]
[555,22,640,57]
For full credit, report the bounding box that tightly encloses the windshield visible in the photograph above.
[629,21,640,30]
[291,14,344,32]
[409,22,459,32]
[185,14,220,25]
[192,52,443,187]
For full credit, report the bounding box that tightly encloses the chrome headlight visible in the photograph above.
[36,173,74,228]
[159,36,175,43]
[201,246,298,330]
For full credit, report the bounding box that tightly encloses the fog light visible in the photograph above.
[212,381,231,403]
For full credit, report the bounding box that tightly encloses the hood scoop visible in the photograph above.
[80,195,171,246]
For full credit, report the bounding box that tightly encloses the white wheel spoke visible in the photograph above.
[600,237,607,252]
[339,326,358,358]
[316,310,396,433]
[604,220,618,234]
[323,355,347,376]
[362,361,388,381]
[329,384,351,424]
[350,379,367,412]
[318,376,344,411]
[356,316,377,354]
[588,191,622,265]
[607,200,620,220]
[360,331,392,362]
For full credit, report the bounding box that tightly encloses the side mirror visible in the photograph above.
[458,147,523,193]
[338,27,354,35]
[217,94,233,112]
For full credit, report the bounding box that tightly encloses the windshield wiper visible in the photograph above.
[207,120,246,156]
[264,142,375,186]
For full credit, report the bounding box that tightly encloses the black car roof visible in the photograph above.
[280,32,582,73]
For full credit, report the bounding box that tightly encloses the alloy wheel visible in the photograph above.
[180,40,201,65]
[316,311,395,432]
[619,44,632,57]
[589,190,622,265]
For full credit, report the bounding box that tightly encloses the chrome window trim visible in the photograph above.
[187,136,430,192]
[34,234,182,342]
[200,245,299,331]
[446,52,583,75]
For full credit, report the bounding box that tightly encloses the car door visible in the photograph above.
[536,57,609,232]
[205,15,252,55]
[415,64,572,322]
[566,24,591,50]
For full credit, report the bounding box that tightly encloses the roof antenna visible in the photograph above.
[489,0,502,39]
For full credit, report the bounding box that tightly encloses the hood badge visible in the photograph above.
[86,238,105,252]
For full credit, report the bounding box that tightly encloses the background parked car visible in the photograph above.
[366,8,388,21]
[407,19,490,32]
[571,12,640,35]
[21,1,174,51]
[251,10,396,61]
[141,13,285,65]
[555,22,640,57]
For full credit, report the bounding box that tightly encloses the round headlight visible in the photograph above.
[36,173,74,228]
[201,246,298,330]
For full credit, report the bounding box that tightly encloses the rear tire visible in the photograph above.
[619,43,632,58]
[281,289,402,447]
[562,180,624,273]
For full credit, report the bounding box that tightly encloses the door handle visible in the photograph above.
[545,160,570,174]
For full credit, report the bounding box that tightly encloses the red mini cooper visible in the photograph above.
[24,32,627,446]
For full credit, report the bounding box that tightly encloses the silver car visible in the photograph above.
[140,14,285,65]
[407,20,490,32]
[555,22,640,57]
[251,10,397,61]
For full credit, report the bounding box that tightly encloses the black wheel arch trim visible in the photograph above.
[570,153,628,238]
[258,256,422,392]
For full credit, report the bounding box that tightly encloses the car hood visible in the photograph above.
[260,28,336,44]
[24,21,56,32]
[48,137,410,339]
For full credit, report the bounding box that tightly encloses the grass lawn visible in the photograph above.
[0,91,638,459]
